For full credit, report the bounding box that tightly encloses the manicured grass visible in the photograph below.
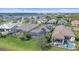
[0,35,77,51]
[0,35,67,51]
[0,35,41,51]
[0,35,69,51]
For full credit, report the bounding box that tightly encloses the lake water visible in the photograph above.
[0,13,43,16]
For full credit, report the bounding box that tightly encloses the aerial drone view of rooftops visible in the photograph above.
[0,8,79,51]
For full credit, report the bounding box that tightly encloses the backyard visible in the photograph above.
[0,35,78,51]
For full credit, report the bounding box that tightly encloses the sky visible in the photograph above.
[0,8,79,13]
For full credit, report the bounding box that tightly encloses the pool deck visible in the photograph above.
[51,45,77,51]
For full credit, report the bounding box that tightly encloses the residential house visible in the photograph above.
[0,23,19,35]
[51,25,75,49]
[36,18,48,24]
[17,23,39,32]
[57,19,68,25]
[29,25,53,38]
[71,20,79,26]
[72,27,79,31]
[46,19,57,24]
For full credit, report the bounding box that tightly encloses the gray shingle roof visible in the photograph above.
[57,19,68,25]
[46,19,57,24]
[0,23,18,29]
[29,25,53,35]
[17,23,39,32]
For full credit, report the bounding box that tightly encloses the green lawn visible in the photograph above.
[0,35,41,51]
[0,35,77,51]
[48,47,66,51]
[0,35,69,51]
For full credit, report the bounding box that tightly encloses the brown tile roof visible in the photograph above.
[52,25,75,40]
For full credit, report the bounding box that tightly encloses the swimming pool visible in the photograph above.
[65,42,75,49]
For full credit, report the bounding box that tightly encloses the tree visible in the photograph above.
[38,35,48,50]
[38,34,51,51]
[45,32,52,43]
[19,32,31,41]
[0,33,2,38]
[71,14,79,20]
[75,36,79,41]
[0,19,6,24]
[56,15,63,20]
[46,16,52,21]
[23,32,31,38]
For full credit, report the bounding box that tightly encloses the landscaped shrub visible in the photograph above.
[75,36,79,41]
[46,16,52,21]
[19,32,31,41]
[23,32,31,40]
[0,33,7,38]
[74,31,79,41]
[0,33,2,38]
[19,36,26,41]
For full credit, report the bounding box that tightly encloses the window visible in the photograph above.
[6,29,9,31]
[65,36,70,39]
[0,29,5,32]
